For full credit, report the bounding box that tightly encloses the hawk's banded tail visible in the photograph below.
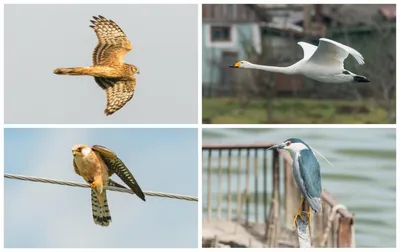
[91,189,111,227]
[53,67,92,76]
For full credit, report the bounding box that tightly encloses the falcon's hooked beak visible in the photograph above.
[229,61,241,68]
[267,143,285,150]
[72,149,79,157]
[72,145,87,157]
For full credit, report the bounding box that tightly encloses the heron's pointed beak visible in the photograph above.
[229,62,241,68]
[267,143,285,150]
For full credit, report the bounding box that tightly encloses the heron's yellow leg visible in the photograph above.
[292,196,305,228]
[307,206,312,235]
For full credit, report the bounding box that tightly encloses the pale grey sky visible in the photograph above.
[5,4,198,124]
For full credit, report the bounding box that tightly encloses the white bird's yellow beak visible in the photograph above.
[229,62,241,68]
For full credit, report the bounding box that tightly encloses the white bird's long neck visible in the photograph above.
[247,63,296,75]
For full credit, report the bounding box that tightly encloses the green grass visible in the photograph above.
[203,97,391,124]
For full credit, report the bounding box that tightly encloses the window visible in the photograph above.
[211,26,231,42]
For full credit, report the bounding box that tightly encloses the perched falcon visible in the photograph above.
[72,144,145,227]
[54,15,139,115]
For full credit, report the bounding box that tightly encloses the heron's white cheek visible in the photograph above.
[290,143,307,152]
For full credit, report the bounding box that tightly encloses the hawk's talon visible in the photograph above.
[90,181,99,189]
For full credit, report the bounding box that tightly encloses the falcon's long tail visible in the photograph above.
[53,67,92,76]
[91,189,111,227]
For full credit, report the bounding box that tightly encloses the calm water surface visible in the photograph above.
[202,128,396,248]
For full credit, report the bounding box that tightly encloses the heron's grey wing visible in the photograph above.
[92,145,146,201]
[299,149,322,212]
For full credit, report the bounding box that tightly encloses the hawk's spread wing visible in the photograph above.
[92,145,146,201]
[94,77,136,115]
[90,15,132,66]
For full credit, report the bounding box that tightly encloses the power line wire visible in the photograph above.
[4,173,197,202]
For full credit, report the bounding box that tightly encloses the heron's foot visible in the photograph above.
[292,209,304,228]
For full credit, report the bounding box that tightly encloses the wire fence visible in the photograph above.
[4,173,197,202]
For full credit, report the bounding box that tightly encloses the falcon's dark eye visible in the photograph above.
[77,147,82,152]
[286,141,291,146]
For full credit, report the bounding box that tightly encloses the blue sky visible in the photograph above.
[4,128,198,248]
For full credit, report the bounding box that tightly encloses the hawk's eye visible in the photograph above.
[286,141,291,146]
[77,147,82,152]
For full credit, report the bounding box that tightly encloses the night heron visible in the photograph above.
[268,138,322,229]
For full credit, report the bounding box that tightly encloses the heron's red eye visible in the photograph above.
[286,141,291,146]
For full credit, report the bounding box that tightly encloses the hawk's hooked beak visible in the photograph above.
[229,62,241,68]
[267,143,285,151]
[136,68,140,74]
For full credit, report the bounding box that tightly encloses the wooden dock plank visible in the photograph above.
[202,220,298,248]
